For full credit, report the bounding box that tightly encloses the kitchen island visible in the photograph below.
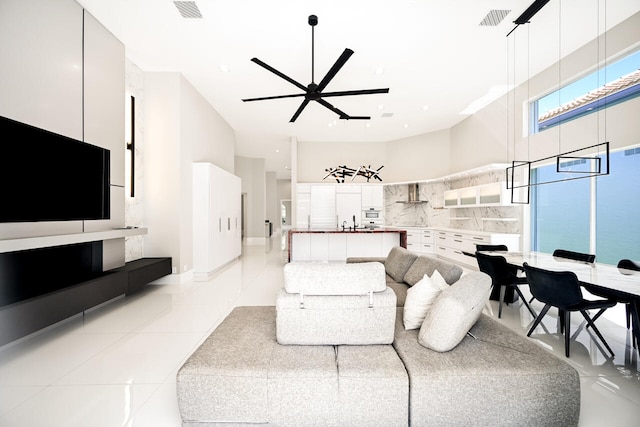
[288,228,407,262]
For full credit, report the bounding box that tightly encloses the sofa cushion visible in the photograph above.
[385,246,418,283]
[284,262,386,295]
[386,280,408,307]
[403,271,448,330]
[403,255,463,286]
[392,309,581,426]
[418,272,491,352]
[276,288,396,345]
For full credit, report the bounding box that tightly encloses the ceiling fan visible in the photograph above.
[242,14,389,122]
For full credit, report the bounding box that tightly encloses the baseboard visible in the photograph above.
[193,257,240,282]
[152,269,193,285]
[244,237,267,245]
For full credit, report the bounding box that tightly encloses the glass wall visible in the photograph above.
[531,147,640,265]
[531,165,590,254]
[595,148,640,264]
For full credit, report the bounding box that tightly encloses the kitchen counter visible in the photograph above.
[391,226,520,237]
[288,228,407,262]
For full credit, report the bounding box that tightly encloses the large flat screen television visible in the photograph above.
[0,115,110,223]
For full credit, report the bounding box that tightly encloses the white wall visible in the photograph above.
[296,12,640,184]
[235,156,266,240]
[450,11,640,172]
[297,140,386,183]
[0,0,125,270]
[143,72,237,275]
[384,130,451,182]
[296,130,451,184]
[266,171,278,235]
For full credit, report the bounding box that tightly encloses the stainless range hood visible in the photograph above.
[396,183,428,204]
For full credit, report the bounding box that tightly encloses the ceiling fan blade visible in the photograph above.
[242,93,306,102]
[251,58,308,92]
[340,116,371,120]
[290,99,311,122]
[320,88,389,98]
[317,99,350,119]
[316,48,354,92]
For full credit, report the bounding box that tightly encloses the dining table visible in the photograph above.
[479,251,640,348]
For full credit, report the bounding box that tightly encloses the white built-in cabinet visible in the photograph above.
[193,163,241,280]
[290,231,401,261]
[361,185,384,208]
[296,184,383,229]
[444,182,512,208]
[310,186,336,229]
[405,228,435,254]
[433,228,520,267]
[336,185,362,228]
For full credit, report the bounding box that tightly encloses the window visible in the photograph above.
[530,147,640,265]
[530,164,591,254]
[595,148,640,264]
[531,50,640,134]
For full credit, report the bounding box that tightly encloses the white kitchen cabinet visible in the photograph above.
[193,163,241,279]
[296,192,311,228]
[289,231,401,261]
[404,228,435,254]
[310,234,329,260]
[336,192,362,228]
[433,228,519,267]
[291,233,311,261]
[328,234,347,261]
[346,233,382,258]
[444,182,513,208]
[310,185,336,228]
[361,185,384,208]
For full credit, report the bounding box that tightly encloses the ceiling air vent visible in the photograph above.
[381,112,394,118]
[479,10,511,26]
[174,1,203,19]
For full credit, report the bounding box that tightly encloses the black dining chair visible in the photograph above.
[475,252,537,319]
[529,249,597,305]
[523,262,616,358]
[463,245,508,259]
[476,244,521,304]
[553,249,596,263]
[618,259,640,271]
[586,259,640,348]
[476,244,508,252]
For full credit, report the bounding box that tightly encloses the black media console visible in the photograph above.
[0,243,171,347]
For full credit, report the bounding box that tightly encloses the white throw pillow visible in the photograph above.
[403,270,449,330]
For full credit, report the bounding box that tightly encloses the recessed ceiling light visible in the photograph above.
[422,105,430,111]
[366,123,371,128]
[219,65,230,72]
[378,104,384,110]
[403,124,409,128]
[375,67,384,75]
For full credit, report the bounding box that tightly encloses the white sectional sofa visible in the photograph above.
[176,247,580,426]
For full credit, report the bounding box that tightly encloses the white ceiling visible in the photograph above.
[76,0,639,179]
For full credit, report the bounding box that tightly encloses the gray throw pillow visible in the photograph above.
[385,246,418,283]
[417,272,492,352]
[403,255,463,286]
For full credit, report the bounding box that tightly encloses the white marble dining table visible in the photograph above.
[479,251,640,298]
[480,250,640,349]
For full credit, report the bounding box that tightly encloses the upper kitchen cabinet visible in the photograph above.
[361,185,384,208]
[443,182,513,208]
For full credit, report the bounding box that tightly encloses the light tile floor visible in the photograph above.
[1,237,639,426]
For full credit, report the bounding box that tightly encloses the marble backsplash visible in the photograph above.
[384,170,522,234]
